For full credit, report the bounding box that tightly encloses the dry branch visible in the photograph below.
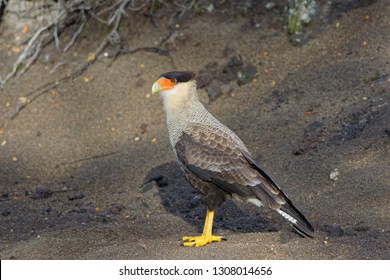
[0,0,195,88]
[0,0,177,129]
[0,0,192,127]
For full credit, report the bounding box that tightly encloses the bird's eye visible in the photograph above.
[170,78,177,83]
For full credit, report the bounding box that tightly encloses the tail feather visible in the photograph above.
[277,201,314,238]
[241,150,314,238]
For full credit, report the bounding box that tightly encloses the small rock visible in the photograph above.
[76,208,87,213]
[68,193,84,201]
[293,121,324,155]
[206,79,223,101]
[139,123,148,134]
[237,64,257,86]
[197,61,219,88]
[31,188,53,200]
[351,225,370,232]
[42,207,51,214]
[94,214,111,224]
[335,111,368,141]
[107,204,125,215]
[329,168,340,181]
[2,210,11,217]
[227,55,243,68]
[325,224,344,237]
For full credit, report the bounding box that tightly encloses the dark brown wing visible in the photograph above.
[175,126,286,208]
[174,125,314,237]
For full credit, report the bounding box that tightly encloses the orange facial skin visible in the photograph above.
[152,77,177,94]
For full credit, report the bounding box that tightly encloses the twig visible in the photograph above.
[88,11,109,24]
[15,33,48,81]
[55,151,120,168]
[1,1,131,128]
[1,0,198,87]
[54,23,61,51]
[2,26,49,84]
[1,8,67,86]
[128,0,149,11]
[49,61,78,73]
[178,0,195,18]
[63,12,86,52]
[97,0,123,17]
[5,2,53,19]
[147,0,158,27]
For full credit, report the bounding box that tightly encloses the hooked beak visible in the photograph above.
[152,77,176,94]
[152,81,162,94]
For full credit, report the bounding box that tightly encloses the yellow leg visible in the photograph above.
[181,209,226,247]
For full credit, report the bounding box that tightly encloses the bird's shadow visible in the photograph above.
[142,161,279,234]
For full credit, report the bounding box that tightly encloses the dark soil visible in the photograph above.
[0,0,389,259]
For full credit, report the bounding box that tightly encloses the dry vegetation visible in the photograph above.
[0,0,197,87]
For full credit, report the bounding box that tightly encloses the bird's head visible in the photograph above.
[152,71,197,102]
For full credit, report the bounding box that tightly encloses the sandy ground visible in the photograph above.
[0,0,389,259]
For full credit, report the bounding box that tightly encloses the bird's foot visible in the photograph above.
[180,235,226,247]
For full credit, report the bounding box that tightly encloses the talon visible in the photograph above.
[179,210,226,247]
[181,241,195,247]
[180,234,224,247]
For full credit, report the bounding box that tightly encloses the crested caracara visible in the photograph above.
[152,71,314,247]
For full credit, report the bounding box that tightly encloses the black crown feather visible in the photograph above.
[159,71,195,83]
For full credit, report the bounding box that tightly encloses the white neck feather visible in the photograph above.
[159,80,248,154]
[161,81,199,112]
[160,80,209,145]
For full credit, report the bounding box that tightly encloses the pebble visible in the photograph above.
[42,207,52,214]
[68,193,84,201]
[31,188,53,200]
[107,204,125,215]
[329,168,340,180]
[206,79,223,101]
[325,224,345,237]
